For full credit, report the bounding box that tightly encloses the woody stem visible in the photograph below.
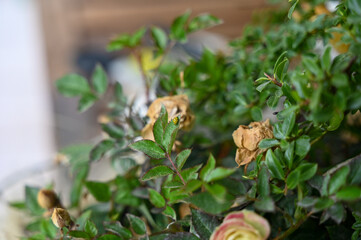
[166,152,186,185]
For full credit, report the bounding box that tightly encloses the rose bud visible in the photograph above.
[37,189,60,210]
[51,208,73,228]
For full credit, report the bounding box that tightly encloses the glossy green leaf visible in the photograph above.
[286,170,300,189]
[258,164,270,198]
[200,154,216,181]
[127,214,146,235]
[258,139,280,149]
[321,46,332,73]
[285,141,295,169]
[142,166,174,181]
[170,11,191,42]
[163,206,176,220]
[56,74,90,97]
[265,149,285,180]
[191,208,220,240]
[295,135,310,158]
[151,26,168,50]
[102,123,125,139]
[296,163,317,182]
[336,186,361,201]
[98,234,123,240]
[90,139,115,162]
[85,181,111,202]
[148,189,166,208]
[204,167,235,182]
[288,0,299,19]
[329,166,350,195]
[176,149,192,170]
[251,106,263,121]
[256,81,271,92]
[104,222,132,239]
[92,64,108,95]
[162,116,180,154]
[188,14,222,33]
[282,111,296,137]
[129,140,165,159]
[78,93,97,112]
[68,231,91,239]
[84,220,98,238]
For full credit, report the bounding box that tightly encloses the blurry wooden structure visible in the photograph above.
[39,0,266,81]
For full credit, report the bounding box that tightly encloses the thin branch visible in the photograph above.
[264,72,282,87]
[272,211,313,240]
[323,152,361,176]
[166,152,186,185]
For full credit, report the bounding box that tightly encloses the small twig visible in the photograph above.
[273,211,313,240]
[166,153,186,185]
[132,49,151,104]
[264,72,282,87]
[323,152,361,176]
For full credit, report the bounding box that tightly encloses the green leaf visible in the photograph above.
[70,166,89,207]
[302,57,323,78]
[258,139,280,149]
[92,64,108,95]
[9,201,26,210]
[288,0,299,19]
[148,189,166,208]
[68,231,91,239]
[84,220,98,238]
[204,167,235,182]
[102,123,125,139]
[78,93,97,112]
[153,117,164,144]
[205,183,226,202]
[129,140,165,159]
[112,157,137,175]
[162,116,180,154]
[274,58,289,82]
[200,154,216,181]
[40,219,57,239]
[296,163,317,182]
[75,210,92,230]
[127,214,146,235]
[85,181,111,202]
[98,234,123,240]
[313,197,334,212]
[187,192,234,214]
[25,186,43,215]
[191,209,220,240]
[265,149,285,180]
[254,196,275,212]
[295,135,310,158]
[321,174,331,197]
[104,222,132,239]
[90,139,115,162]
[114,82,126,103]
[336,186,361,201]
[329,166,350,195]
[282,111,296,137]
[142,166,174,181]
[176,149,192,170]
[151,27,168,50]
[285,141,295,169]
[328,203,345,224]
[286,170,300,189]
[186,180,203,193]
[56,74,90,97]
[327,111,344,131]
[274,51,288,73]
[258,163,270,198]
[256,81,271,92]
[251,106,263,121]
[188,14,222,33]
[321,46,332,73]
[170,11,191,42]
[107,34,130,51]
[129,27,146,47]
[163,206,176,220]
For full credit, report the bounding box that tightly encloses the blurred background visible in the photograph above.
[0,0,266,235]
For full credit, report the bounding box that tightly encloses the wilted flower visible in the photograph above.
[37,189,60,210]
[141,95,195,140]
[51,208,73,228]
[232,119,273,166]
[210,210,270,240]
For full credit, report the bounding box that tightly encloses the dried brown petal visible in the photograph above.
[233,119,273,166]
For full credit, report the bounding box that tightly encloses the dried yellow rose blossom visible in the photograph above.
[37,189,61,210]
[141,95,195,140]
[51,208,73,228]
[232,119,273,166]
